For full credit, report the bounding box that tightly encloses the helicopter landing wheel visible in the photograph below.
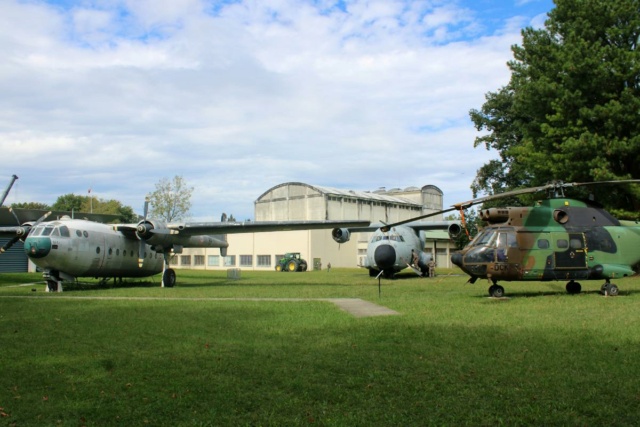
[488,284,505,298]
[566,281,582,294]
[601,283,619,296]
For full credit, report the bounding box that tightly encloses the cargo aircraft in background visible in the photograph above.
[379,180,640,297]
[0,177,369,292]
[331,220,461,278]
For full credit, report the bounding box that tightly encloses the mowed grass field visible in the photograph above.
[1,268,640,426]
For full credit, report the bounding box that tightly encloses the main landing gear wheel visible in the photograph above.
[566,281,582,294]
[601,282,619,296]
[163,268,176,288]
[488,284,505,298]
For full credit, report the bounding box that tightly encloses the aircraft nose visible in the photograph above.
[24,237,51,259]
[374,244,396,270]
[451,252,463,267]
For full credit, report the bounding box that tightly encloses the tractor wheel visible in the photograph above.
[275,264,283,272]
[300,262,308,272]
[287,260,298,272]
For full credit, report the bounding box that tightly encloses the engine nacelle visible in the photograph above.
[332,228,351,244]
[136,219,171,245]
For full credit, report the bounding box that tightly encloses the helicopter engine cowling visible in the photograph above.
[480,208,510,224]
[332,228,351,244]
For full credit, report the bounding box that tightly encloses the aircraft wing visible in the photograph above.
[169,220,371,236]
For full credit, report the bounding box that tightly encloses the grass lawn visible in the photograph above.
[1,268,640,426]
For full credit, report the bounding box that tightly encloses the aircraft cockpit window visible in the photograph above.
[50,228,60,237]
[537,239,550,249]
[41,226,55,236]
[59,226,70,237]
[389,235,404,242]
[557,239,568,249]
[31,226,44,236]
[471,230,495,247]
[570,238,583,249]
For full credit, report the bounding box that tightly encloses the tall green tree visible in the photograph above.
[51,193,86,212]
[470,0,640,215]
[147,176,194,222]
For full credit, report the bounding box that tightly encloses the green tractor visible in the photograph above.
[275,252,308,272]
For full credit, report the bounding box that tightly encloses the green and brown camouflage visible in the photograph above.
[451,197,640,297]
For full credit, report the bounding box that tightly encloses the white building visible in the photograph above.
[178,182,457,271]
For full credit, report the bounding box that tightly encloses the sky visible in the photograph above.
[0,0,555,221]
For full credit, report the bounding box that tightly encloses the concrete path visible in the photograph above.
[0,295,400,318]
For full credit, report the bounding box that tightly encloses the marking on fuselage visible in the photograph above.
[0,295,400,318]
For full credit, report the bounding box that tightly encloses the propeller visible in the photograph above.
[0,210,51,254]
[138,198,150,268]
[380,179,640,232]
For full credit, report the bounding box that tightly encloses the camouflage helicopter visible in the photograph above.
[382,180,640,297]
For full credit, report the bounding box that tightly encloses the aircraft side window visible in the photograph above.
[116,249,120,256]
[570,238,583,249]
[83,231,89,238]
[76,230,82,237]
[59,226,70,237]
[108,248,113,255]
[96,247,101,254]
[537,239,550,249]
[557,239,568,249]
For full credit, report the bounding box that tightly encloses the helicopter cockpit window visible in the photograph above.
[537,239,550,249]
[570,238,583,249]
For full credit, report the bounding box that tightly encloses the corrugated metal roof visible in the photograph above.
[286,183,422,206]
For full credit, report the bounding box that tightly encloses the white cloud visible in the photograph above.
[0,0,554,220]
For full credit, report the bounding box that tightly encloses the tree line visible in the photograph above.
[8,175,194,224]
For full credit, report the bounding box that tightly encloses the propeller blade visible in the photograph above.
[0,236,20,254]
[138,198,150,268]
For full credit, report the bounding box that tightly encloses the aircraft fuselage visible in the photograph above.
[24,218,164,280]
[364,226,432,276]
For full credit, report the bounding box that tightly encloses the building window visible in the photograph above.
[240,255,253,267]
[181,255,191,265]
[257,255,271,267]
[224,255,236,266]
[194,255,205,266]
[208,255,220,266]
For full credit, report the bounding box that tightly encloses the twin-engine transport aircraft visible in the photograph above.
[331,221,461,278]
[379,180,640,297]
[0,201,369,291]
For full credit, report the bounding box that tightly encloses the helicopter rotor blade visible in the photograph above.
[380,179,640,232]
